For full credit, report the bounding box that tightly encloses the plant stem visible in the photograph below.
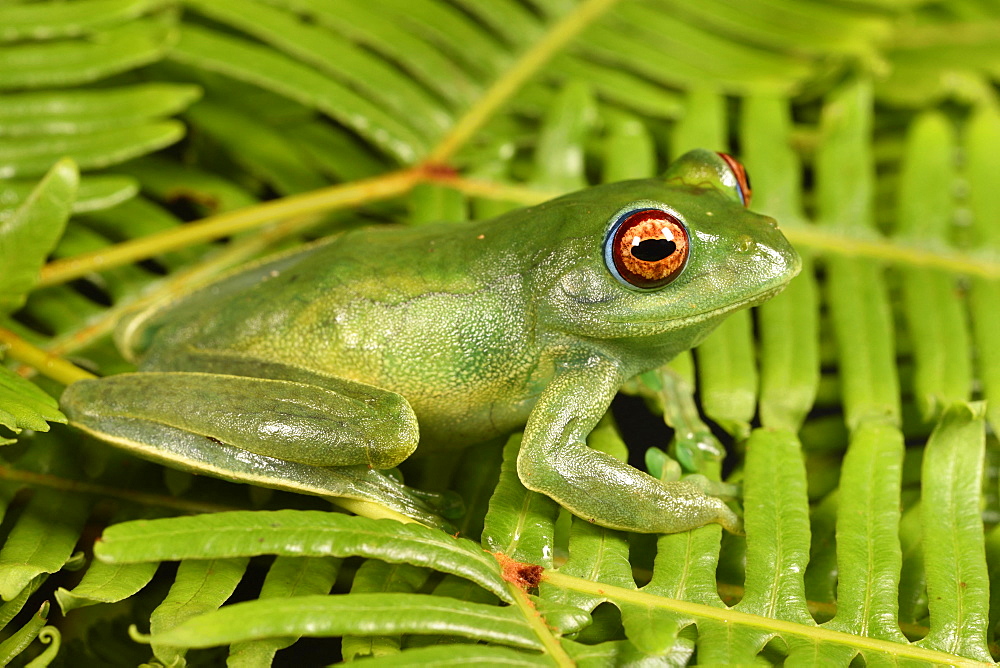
[25,213,326,376]
[426,0,621,164]
[544,571,991,666]
[781,224,1000,279]
[37,168,422,288]
[0,464,239,515]
[506,582,574,667]
[0,328,94,385]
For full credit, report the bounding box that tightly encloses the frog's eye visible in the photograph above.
[664,149,752,208]
[717,152,752,207]
[605,208,689,289]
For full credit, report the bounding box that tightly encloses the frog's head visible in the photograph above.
[536,149,801,359]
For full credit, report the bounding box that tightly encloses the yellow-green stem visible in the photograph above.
[38,168,422,288]
[782,224,1000,279]
[0,464,239,515]
[506,582,574,667]
[544,571,991,666]
[427,0,621,164]
[425,173,561,205]
[28,213,327,375]
[0,328,94,385]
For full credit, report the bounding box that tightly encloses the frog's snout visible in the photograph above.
[787,244,803,278]
[756,216,800,281]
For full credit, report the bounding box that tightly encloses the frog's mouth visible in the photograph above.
[612,283,789,332]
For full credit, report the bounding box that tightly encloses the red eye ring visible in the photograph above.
[605,208,689,289]
[717,152,752,207]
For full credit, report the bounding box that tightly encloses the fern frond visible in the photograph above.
[2,0,1000,665]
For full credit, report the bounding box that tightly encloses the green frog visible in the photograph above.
[62,149,799,534]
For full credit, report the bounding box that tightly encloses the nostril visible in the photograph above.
[735,235,756,253]
[762,216,778,229]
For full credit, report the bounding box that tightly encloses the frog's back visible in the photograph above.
[124,218,556,445]
[125,178,673,367]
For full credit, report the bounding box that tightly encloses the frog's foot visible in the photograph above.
[682,474,741,500]
[63,372,418,470]
[518,438,742,534]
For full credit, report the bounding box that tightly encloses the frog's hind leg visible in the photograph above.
[61,365,418,471]
[60,359,456,527]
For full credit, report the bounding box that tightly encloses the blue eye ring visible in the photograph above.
[604,206,689,290]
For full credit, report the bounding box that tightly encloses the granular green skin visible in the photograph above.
[63,150,800,534]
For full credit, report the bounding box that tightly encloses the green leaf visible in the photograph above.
[185,0,452,139]
[816,79,900,428]
[140,593,546,650]
[965,105,1000,434]
[0,0,170,43]
[0,17,177,90]
[824,421,906,642]
[170,24,428,163]
[0,575,43,634]
[541,518,632,613]
[0,83,201,136]
[227,556,341,666]
[917,403,991,661]
[0,601,48,665]
[343,560,430,661]
[54,561,157,613]
[149,557,248,666]
[352,644,550,666]
[737,428,813,624]
[0,488,91,601]
[0,121,185,179]
[480,434,558,570]
[288,0,485,102]
[531,80,595,191]
[124,155,258,212]
[601,110,656,182]
[0,367,65,443]
[580,3,815,95]
[184,100,328,196]
[896,112,971,420]
[650,0,890,57]
[0,175,138,217]
[0,158,77,314]
[95,510,512,601]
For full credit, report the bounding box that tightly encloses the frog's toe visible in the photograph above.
[354,393,420,469]
[713,504,744,535]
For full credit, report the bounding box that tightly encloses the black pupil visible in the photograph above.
[630,238,676,262]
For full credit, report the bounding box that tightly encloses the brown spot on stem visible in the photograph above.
[494,552,544,590]
[421,163,459,179]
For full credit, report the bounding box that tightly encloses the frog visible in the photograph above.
[61,149,800,534]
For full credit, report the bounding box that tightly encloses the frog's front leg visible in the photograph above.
[516,355,742,534]
[62,359,418,471]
